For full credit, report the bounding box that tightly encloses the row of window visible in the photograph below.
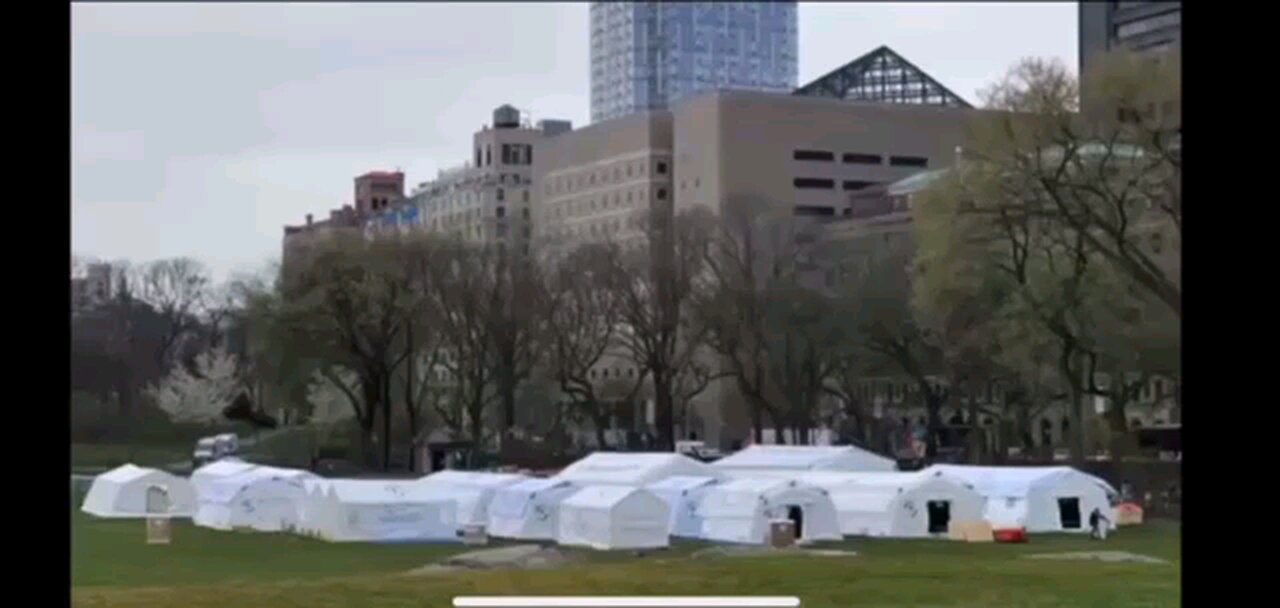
[794,178,879,191]
[1115,9,1180,40]
[793,149,930,167]
[548,186,666,220]
[542,209,648,241]
[545,158,669,196]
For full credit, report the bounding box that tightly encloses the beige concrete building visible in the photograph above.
[529,88,981,448]
[532,110,674,256]
[364,105,571,255]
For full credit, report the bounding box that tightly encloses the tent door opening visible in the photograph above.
[145,485,170,514]
[1058,497,1082,529]
[786,506,804,539]
[926,500,951,534]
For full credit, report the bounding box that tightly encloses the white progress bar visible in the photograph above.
[453,598,800,607]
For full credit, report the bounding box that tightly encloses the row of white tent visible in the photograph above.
[81,445,1117,550]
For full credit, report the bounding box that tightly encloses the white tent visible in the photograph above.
[792,471,986,538]
[487,478,579,540]
[413,470,528,531]
[557,485,672,550]
[295,479,335,537]
[645,475,720,538]
[81,464,197,518]
[190,459,258,500]
[308,480,458,543]
[416,470,527,489]
[192,466,318,532]
[555,452,721,487]
[924,465,1114,533]
[697,477,841,545]
[711,445,897,474]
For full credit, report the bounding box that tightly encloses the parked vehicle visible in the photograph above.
[192,434,240,469]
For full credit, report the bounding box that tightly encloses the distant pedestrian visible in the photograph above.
[1088,508,1110,540]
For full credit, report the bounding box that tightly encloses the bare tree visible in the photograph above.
[260,232,414,469]
[698,199,842,444]
[604,207,716,450]
[971,53,1181,318]
[137,258,213,369]
[543,243,630,449]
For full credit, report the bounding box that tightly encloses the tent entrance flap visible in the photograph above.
[926,500,951,534]
[787,506,804,538]
[1058,497,1082,529]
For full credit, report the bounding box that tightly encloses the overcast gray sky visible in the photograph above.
[72,2,1077,280]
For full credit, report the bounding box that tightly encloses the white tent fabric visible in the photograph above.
[81,464,197,518]
[295,479,334,537]
[190,459,257,500]
[923,465,1114,533]
[487,478,579,540]
[307,480,458,543]
[711,445,897,474]
[645,475,721,538]
[416,470,527,489]
[554,452,721,487]
[697,477,841,545]
[192,466,318,532]
[557,485,671,550]
[413,471,528,531]
[792,471,986,538]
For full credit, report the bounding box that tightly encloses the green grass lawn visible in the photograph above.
[72,510,1180,608]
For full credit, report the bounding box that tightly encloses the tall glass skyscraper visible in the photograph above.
[590,2,798,124]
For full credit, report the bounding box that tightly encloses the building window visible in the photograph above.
[496,188,505,201]
[475,147,482,167]
[889,156,929,168]
[522,207,530,220]
[656,161,668,175]
[522,189,529,203]
[843,153,882,165]
[793,178,835,189]
[1115,10,1181,40]
[496,206,506,218]
[485,145,491,166]
[842,180,876,191]
[656,188,667,200]
[793,150,835,162]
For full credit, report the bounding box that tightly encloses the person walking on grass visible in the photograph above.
[1088,507,1110,540]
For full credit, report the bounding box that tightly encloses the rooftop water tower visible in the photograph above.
[493,104,520,129]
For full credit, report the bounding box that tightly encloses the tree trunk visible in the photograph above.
[966,390,983,464]
[591,406,611,450]
[1105,390,1136,462]
[500,362,517,432]
[751,406,763,445]
[468,401,485,468]
[924,390,944,459]
[653,372,675,450]
[1060,349,1086,466]
[358,379,380,468]
[381,374,393,471]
